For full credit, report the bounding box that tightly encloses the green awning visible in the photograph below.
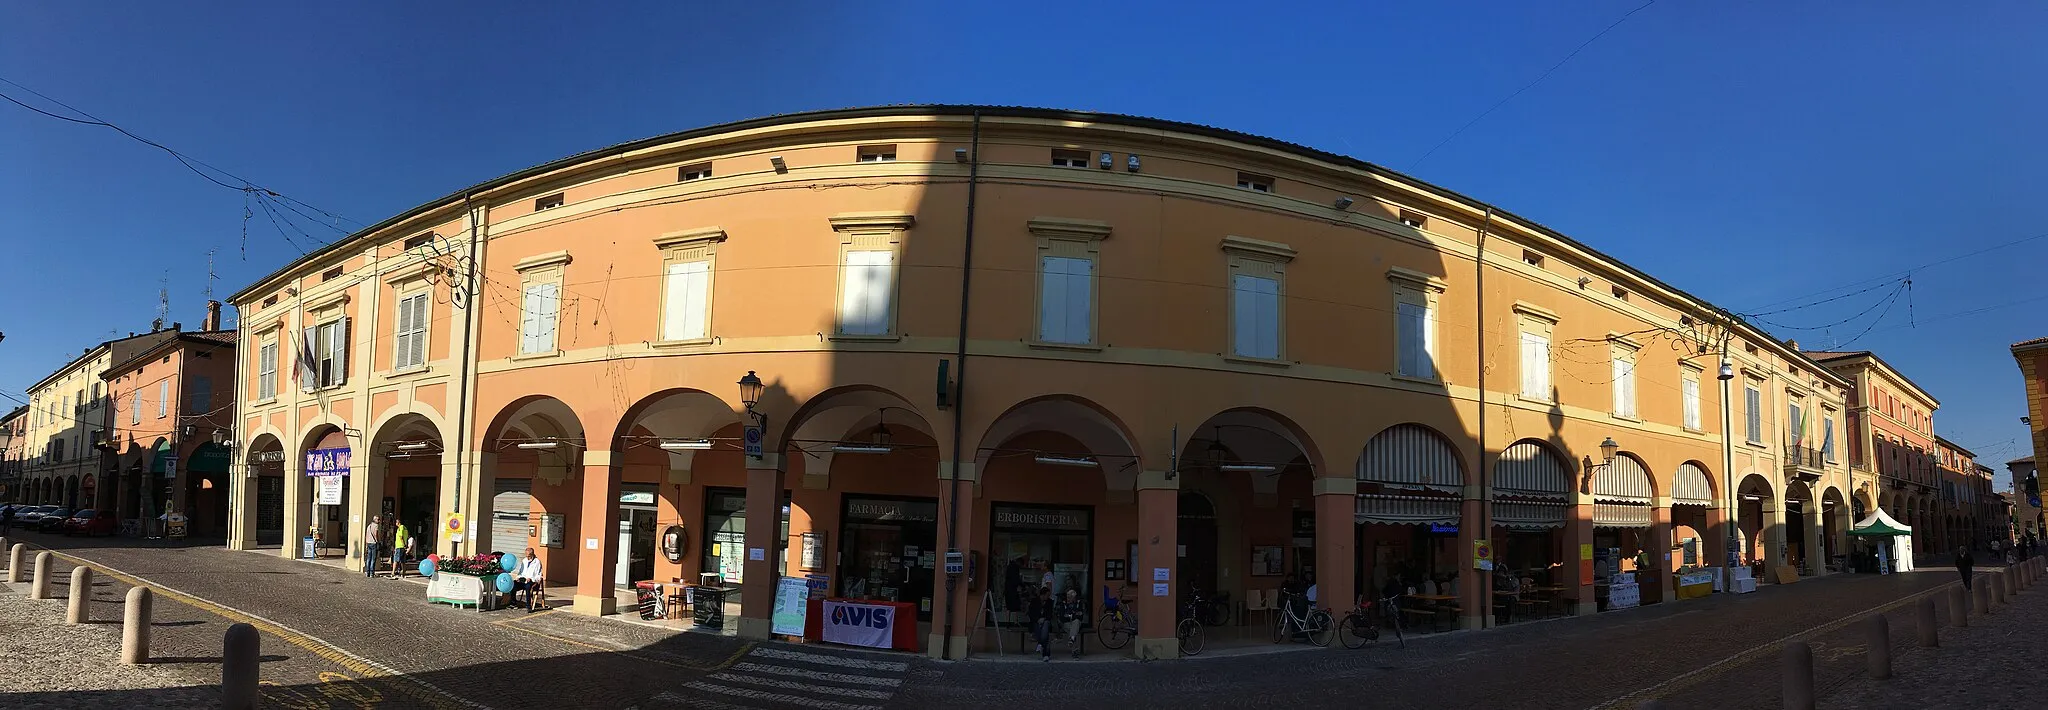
[149,440,173,474]
[1849,521,1911,537]
[189,443,232,475]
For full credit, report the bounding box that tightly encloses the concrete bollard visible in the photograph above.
[221,623,260,710]
[122,587,152,665]
[1952,587,1969,627]
[1865,615,1891,680]
[1915,598,1938,647]
[1783,641,1816,710]
[1994,572,2007,605]
[1977,580,1993,614]
[66,566,92,624]
[5,543,21,583]
[28,551,51,599]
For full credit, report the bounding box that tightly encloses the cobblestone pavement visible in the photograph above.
[1818,565,2046,710]
[12,532,2017,710]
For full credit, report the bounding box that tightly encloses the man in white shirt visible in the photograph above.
[513,547,546,612]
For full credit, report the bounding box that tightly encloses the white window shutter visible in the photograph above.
[300,326,318,392]
[681,262,709,340]
[410,295,429,367]
[1397,302,1426,376]
[520,283,543,353]
[1611,358,1628,415]
[1682,378,1700,430]
[1233,274,1279,359]
[158,380,169,418]
[1066,257,1092,344]
[332,316,350,386]
[1039,256,1068,342]
[839,251,892,336]
[539,283,559,351]
[1418,303,1436,379]
[863,251,893,335]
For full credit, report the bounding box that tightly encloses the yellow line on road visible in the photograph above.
[41,549,482,710]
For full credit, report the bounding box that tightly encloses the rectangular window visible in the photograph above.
[662,260,712,341]
[1397,301,1436,379]
[1398,209,1427,229]
[837,250,895,336]
[1787,402,1804,445]
[1050,149,1091,168]
[156,380,168,418]
[1519,331,1551,399]
[258,341,278,400]
[1522,250,1545,268]
[856,145,896,162]
[1610,349,1637,419]
[678,163,712,181]
[394,292,429,369]
[188,375,212,415]
[534,193,564,211]
[402,234,433,251]
[305,317,349,388]
[130,390,140,425]
[1038,256,1094,345]
[1231,274,1281,359]
[519,282,561,354]
[322,266,344,282]
[1744,385,1762,444]
[1236,172,1274,193]
[1682,375,1702,431]
[1611,285,1629,301]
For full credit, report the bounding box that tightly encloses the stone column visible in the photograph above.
[1804,500,1826,576]
[1703,504,1727,573]
[1567,497,1596,615]
[1134,470,1178,660]
[1762,498,1786,577]
[1457,498,1488,629]
[449,452,491,558]
[927,461,977,660]
[282,452,310,560]
[227,462,257,551]
[350,452,384,573]
[571,449,621,616]
[736,453,784,639]
[1650,501,1675,602]
[1313,477,1356,621]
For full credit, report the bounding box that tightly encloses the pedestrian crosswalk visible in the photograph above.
[637,645,912,710]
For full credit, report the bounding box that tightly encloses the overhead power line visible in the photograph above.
[1408,0,1658,169]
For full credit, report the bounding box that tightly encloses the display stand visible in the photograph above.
[972,589,1003,655]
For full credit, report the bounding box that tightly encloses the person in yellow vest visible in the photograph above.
[391,519,411,577]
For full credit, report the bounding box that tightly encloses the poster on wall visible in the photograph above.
[822,599,896,649]
[800,532,826,570]
[315,476,344,505]
[1252,546,1284,576]
[772,577,810,636]
[305,447,351,476]
[542,514,566,549]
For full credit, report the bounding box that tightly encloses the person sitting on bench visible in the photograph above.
[512,547,547,612]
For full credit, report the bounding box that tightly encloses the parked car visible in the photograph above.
[62,510,115,537]
[34,508,72,532]
[18,506,59,525]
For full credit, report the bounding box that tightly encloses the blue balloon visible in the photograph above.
[494,572,515,593]
[418,559,437,578]
[499,552,518,572]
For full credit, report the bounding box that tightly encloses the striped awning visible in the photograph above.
[1674,463,1713,507]
[1593,455,1652,504]
[1355,493,1460,526]
[1493,499,1568,530]
[1495,441,1570,499]
[1358,424,1463,493]
[1593,502,1652,528]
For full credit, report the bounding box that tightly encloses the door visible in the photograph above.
[491,479,532,555]
[1177,491,1219,599]
[399,478,438,554]
[616,507,656,587]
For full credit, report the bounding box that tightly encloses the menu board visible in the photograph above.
[692,586,725,629]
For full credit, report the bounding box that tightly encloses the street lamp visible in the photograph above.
[1581,436,1621,494]
[737,371,764,412]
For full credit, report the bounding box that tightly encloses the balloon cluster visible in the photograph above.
[419,553,441,578]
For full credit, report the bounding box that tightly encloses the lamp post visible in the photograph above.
[1719,347,1740,588]
[1580,436,1621,493]
[737,371,767,461]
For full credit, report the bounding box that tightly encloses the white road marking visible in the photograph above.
[729,662,905,687]
[639,691,758,710]
[749,646,910,672]
[682,681,880,710]
[713,674,894,700]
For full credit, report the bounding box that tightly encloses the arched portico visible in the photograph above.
[1737,473,1782,573]
[1356,424,1472,625]
[1173,408,1326,635]
[1493,440,1573,623]
[363,411,446,574]
[481,395,590,610]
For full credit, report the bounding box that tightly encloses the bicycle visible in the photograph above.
[1337,594,1405,649]
[1176,586,1212,656]
[1096,587,1138,650]
[1271,590,1334,647]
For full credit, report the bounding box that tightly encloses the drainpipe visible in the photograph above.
[1473,207,1493,627]
[449,192,484,557]
[939,110,982,661]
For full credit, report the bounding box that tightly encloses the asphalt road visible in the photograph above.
[8,531,1992,710]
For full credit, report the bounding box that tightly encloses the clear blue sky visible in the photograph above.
[4,1,2042,473]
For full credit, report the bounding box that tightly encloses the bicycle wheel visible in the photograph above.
[1272,613,1290,643]
[1306,610,1335,647]
[1337,612,1376,649]
[1385,607,1406,648]
[1177,617,1206,656]
[1202,601,1230,628]
[1097,611,1133,650]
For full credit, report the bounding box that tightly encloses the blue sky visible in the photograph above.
[3,1,2042,475]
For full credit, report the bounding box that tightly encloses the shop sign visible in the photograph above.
[845,498,937,523]
[619,491,655,505]
[1292,511,1316,538]
[822,599,896,649]
[991,506,1089,531]
[315,476,344,505]
[1428,522,1459,535]
[305,447,351,477]
[772,577,810,636]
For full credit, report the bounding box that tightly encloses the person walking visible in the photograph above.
[1955,545,1974,589]
[390,518,411,577]
[362,516,382,578]
[0,504,13,535]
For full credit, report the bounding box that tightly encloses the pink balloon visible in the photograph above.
[427,553,441,563]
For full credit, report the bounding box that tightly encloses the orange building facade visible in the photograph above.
[227,107,1853,658]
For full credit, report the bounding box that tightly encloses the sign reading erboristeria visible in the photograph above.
[305,447,352,476]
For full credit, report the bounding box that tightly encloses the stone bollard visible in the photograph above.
[66,566,92,624]
[1952,587,1969,627]
[1994,572,2007,605]
[1865,615,1891,680]
[1977,579,1994,614]
[1783,641,1816,710]
[28,551,51,599]
[221,623,260,710]
[5,543,21,583]
[1915,598,1938,647]
[122,587,152,665]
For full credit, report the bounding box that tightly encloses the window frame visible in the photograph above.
[678,163,713,182]
[828,214,914,340]
[392,289,431,371]
[653,227,727,346]
[1388,267,1447,382]
[1513,302,1558,401]
[257,337,278,401]
[156,380,169,418]
[1743,381,1764,445]
[1680,364,1703,432]
[1028,219,1112,349]
[1221,236,1296,364]
[1235,172,1274,193]
[855,145,897,163]
[513,251,572,359]
[1050,149,1092,168]
[1608,338,1640,420]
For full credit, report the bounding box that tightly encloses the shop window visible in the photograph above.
[988,503,1093,624]
[839,496,939,620]
[700,488,789,584]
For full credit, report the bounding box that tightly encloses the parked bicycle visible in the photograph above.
[1337,594,1405,649]
[1271,590,1334,646]
[1176,586,1213,655]
[1096,586,1139,650]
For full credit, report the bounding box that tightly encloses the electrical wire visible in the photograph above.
[1750,282,1906,332]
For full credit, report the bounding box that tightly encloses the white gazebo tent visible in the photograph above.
[1850,509,1915,574]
